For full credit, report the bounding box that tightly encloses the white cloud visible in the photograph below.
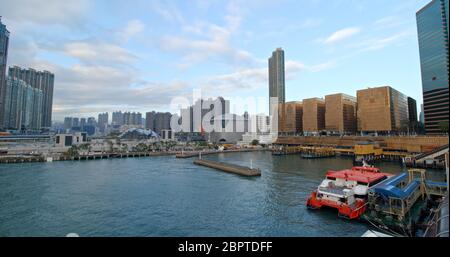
[323,27,361,44]
[197,59,333,96]
[150,0,185,24]
[51,64,191,120]
[158,5,255,68]
[118,19,145,42]
[0,0,89,26]
[350,30,413,52]
[63,41,138,65]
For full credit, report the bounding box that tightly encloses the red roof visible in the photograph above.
[326,167,392,184]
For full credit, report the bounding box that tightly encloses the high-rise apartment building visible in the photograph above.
[357,86,409,134]
[268,48,285,115]
[145,111,156,130]
[154,112,172,135]
[64,117,73,130]
[302,98,325,133]
[0,18,10,127]
[112,111,124,126]
[8,66,54,128]
[180,97,230,133]
[325,93,357,134]
[3,76,43,130]
[416,0,449,134]
[98,112,108,132]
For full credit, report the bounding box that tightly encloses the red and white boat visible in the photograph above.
[306,166,392,219]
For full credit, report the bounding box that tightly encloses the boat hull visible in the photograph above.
[306,191,367,220]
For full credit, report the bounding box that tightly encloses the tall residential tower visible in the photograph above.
[8,66,55,128]
[0,17,10,127]
[416,0,449,134]
[268,48,285,115]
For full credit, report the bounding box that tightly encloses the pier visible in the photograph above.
[176,148,266,158]
[193,159,261,177]
[58,151,178,161]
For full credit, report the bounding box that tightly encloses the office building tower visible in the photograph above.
[357,86,409,134]
[303,98,326,133]
[8,66,54,128]
[0,18,9,126]
[268,48,285,115]
[407,97,418,133]
[420,104,425,124]
[325,93,357,134]
[279,101,303,134]
[416,0,449,134]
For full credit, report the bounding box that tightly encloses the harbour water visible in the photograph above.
[0,152,445,236]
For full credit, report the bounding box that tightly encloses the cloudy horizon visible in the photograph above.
[0,0,430,122]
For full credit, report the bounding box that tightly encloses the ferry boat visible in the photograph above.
[306,166,392,219]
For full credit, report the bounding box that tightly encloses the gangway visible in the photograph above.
[414,145,449,163]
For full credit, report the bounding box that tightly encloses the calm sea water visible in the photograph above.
[0,152,445,237]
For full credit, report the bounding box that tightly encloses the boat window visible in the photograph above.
[368,176,387,186]
[326,177,336,181]
[357,182,368,186]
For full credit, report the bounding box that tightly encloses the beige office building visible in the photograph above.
[357,86,409,133]
[325,93,357,134]
[279,101,303,134]
[302,98,325,133]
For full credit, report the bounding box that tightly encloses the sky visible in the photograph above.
[0,0,431,122]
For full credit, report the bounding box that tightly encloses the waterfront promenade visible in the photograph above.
[276,135,449,153]
[0,148,268,164]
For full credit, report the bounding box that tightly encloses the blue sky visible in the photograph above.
[0,0,430,121]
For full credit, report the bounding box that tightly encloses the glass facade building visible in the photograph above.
[0,17,10,127]
[416,0,449,134]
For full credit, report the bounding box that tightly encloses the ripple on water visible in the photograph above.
[1,152,441,236]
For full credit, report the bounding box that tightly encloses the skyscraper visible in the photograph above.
[98,112,108,132]
[407,97,418,133]
[268,48,285,115]
[64,117,73,130]
[112,111,124,126]
[3,76,43,130]
[8,66,55,128]
[153,112,172,135]
[0,17,10,127]
[145,111,156,130]
[416,0,449,134]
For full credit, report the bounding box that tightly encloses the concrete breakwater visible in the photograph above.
[193,159,261,177]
